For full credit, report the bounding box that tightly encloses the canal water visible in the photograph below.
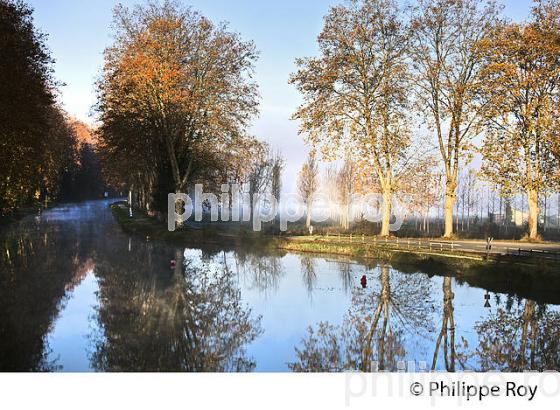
[1,200,559,372]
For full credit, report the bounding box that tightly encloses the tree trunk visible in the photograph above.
[443,178,456,238]
[519,300,535,369]
[527,188,539,240]
[543,194,548,232]
[345,200,350,230]
[380,188,392,237]
[305,202,311,229]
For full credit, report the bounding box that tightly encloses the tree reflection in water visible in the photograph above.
[0,211,100,371]
[300,256,317,297]
[4,202,560,373]
[475,300,560,371]
[336,261,353,295]
[431,277,468,371]
[233,251,285,295]
[289,265,434,372]
[91,248,263,372]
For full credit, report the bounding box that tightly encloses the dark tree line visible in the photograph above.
[0,0,109,217]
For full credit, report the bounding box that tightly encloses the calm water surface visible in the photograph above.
[1,200,559,372]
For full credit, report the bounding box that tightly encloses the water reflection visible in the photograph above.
[289,265,434,371]
[337,262,353,294]
[432,278,455,370]
[289,268,560,372]
[0,202,108,371]
[475,301,560,371]
[300,256,317,298]
[235,253,285,295]
[1,200,560,372]
[91,245,262,371]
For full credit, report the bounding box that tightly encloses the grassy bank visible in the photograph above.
[110,202,278,253]
[111,202,560,303]
[279,236,560,304]
[279,234,560,272]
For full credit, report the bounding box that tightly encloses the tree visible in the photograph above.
[324,161,356,230]
[40,108,79,205]
[58,120,110,202]
[0,0,73,215]
[270,151,285,201]
[408,167,442,235]
[96,1,260,212]
[410,0,500,238]
[246,143,273,216]
[477,1,560,240]
[74,144,105,200]
[298,152,319,229]
[291,0,413,237]
[463,169,479,231]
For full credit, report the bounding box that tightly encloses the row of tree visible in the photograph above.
[0,0,107,217]
[292,0,560,240]
[305,158,560,239]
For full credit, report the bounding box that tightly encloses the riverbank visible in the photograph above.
[110,202,279,253]
[109,201,560,303]
[0,202,56,228]
[110,201,560,276]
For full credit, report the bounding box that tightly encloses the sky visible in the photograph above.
[27,0,534,193]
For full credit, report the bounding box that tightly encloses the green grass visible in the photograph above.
[110,202,279,253]
[110,202,560,303]
[110,202,560,295]
[277,234,560,304]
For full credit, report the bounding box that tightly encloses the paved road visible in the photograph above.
[375,236,560,257]
[315,234,560,258]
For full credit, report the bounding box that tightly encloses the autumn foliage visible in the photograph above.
[96,1,263,213]
[0,0,80,215]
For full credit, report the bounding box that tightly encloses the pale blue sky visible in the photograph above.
[27,0,534,191]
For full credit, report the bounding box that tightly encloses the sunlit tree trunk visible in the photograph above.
[527,188,539,240]
[380,186,392,237]
[443,178,457,238]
